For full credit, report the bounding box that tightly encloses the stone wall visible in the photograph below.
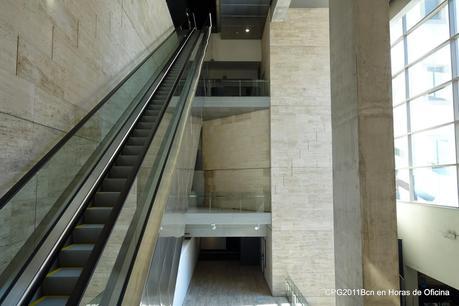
[202,110,270,211]
[268,8,335,305]
[0,0,174,197]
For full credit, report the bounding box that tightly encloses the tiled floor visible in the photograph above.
[183,260,290,306]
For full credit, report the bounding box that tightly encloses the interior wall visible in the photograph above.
[268,8,335,304]
[397,203,459,290]
[204,33,262,62]
[201,110,270,211]
[173,238,200,306]
[0,0,174,197]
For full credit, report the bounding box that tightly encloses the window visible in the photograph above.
[409,85,454,131]
[406,0,444,29]
[406,5,449,64]
[392,72,406,105]
[408,44,451,98]
[390,0,459,207]
[392,41,405,74]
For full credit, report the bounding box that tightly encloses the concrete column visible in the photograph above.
[329,1,400,306]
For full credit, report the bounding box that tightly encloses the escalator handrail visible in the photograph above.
[117,22,212,306]
[0,29,197,306]
[0,29,180,209]
[66,30,201,306]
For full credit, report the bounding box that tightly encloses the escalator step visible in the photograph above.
[59,244,94,267]
[127,137,147,146]
[150,99,164,105]
[85,207,112,224]
[151,99,167,105]
[143,110,159,117]
[101,178,127,191]
[93,192,120,207]
[73,224,104,243]
[30,296,68,306]
[148,104,163,109]
[115,155,139,166]
[137,122,156,130]
[108,166,133,178]
[140,116,156,123]
[42,268,82,296]
[132,129,150,137]
[158,91,170,96]
[122,146,142,156]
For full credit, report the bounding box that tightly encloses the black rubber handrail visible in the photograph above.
[0,30,195,306]
[66,31,200,306]
[0,29,185,210]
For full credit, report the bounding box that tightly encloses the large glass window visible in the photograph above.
[406,0,444,29]
[409,85,454,131]
[406,4,449,64]
[390,0,458,207]
[394,103,408,137]
[390,17,404,44]
[413,166,458,206]
[392,41,406,74]
[411,125,456,166]
[408,44,451,98]
[392,72,407,105]
[396,169,411,201]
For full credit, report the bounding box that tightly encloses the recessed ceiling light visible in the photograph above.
[245,28,250,33]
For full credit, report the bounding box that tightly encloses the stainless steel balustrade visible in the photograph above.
[78,22,212,306]
[0,30,187,305]
[286,277,310,306]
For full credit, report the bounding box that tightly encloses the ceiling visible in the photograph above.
[219,0,271,39]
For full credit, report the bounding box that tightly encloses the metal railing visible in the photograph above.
[189,192,271,212]
[0,30,188,305]
[286,277,309,306]
[196,79,270,96]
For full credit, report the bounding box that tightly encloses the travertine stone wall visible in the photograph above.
[0,0,173,197]
[268,8,335,305]
[202,110,270,211]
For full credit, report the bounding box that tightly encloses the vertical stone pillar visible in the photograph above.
[269,8,335,306]
[329,1,400,306]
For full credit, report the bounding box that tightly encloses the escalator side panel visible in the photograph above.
[24,32,200,306]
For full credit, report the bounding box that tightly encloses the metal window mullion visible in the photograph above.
[448,0,459,207]
[392,35,452,78]
[390,0,449,49]
[402,15,416,202]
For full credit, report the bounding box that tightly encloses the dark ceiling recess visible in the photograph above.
[220,0,270,40]
[166,0,217,30]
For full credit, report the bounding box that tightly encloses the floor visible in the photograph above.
[183,260,290,306]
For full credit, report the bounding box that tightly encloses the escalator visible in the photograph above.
[0,19,211,306]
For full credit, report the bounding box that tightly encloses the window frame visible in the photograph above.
[391,0,459,208]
